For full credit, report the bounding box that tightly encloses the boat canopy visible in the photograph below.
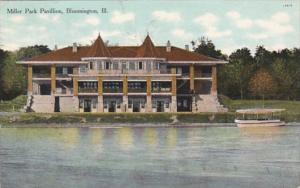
[236,108,285,114]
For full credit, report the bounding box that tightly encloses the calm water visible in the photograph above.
[1,126,300,188]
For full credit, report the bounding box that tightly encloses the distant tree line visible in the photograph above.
[0,40,299,101]
[0,45,51,100]
[192,38,300,100]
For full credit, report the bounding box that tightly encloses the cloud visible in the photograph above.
[110,11,135,24]
[194,13,231,38]
[226,11,253,29]
[246,11,294,40]
[194,13,219,27]
[100,30,121,38]
[226,11,240,19]
[152,10,181,22]
[171,28,193,39]
[10,15,25,23]
[255,16,293,35]
[84,16,100,26]
[227,11,293,39]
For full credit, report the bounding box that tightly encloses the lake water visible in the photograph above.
[1,126,300,188]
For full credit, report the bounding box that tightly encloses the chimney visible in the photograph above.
[185,44,189,51]
[166,40,171,52]
[72,42,77,53]
[54,44,58,51]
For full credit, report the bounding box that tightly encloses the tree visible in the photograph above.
[271,58,295,99]
[0,52,26,100]
[218,48,254,99]
[191,37,227,60]
[17,45,51,60]
[249,69,277,102]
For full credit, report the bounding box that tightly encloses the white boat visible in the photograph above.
[235,108,285,127]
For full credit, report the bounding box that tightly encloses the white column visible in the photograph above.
[72,96,79,112]
[146,95,152,112]
[122,95,128,112]
[171,96,177,112]
[97,96,103,112]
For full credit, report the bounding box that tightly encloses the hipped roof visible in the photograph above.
[26,34,220,62]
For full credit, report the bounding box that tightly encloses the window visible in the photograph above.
[165,102,169,108]
[79,99,84,108]
[153,61,160,70]
[79,65,87,73]
[146,62,152,71]
[92,99,96,108]
[113,62,119,70]
[105,62,110,70]
[90,62,94,70]
[129,62,135,70]
[62,67,68,75]
[138,61,143,70]
[97,62,102,70]
[68,67,73,74]
[122,62,127,70]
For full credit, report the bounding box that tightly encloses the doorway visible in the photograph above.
[54,97,60,112]
[109,101,116,112]
[157,101,164,112]
[84,99,92,112]
[133,101,140,112]
[40,84,51,95]
[177,96,192,112]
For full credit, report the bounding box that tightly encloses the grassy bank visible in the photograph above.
[0,95,27,112]
[0,96,300,125]
[1,111,299,126]
[0,112,236,125]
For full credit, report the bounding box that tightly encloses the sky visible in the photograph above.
[0,0,299,55]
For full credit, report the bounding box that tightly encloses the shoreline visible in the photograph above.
[1,112,300,128]
[1,122,300,128]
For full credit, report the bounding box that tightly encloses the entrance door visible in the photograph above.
[177,97,192,112]
[84,99,91,112]
[109,101,116,112]
[133,101,140,112]
[157,101,164,112]
[40,84,51,95]
[54,97,60,112]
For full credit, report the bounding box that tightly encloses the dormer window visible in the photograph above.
[138,61,143,70]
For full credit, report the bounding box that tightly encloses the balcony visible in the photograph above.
[103,88,123,93]
[128,88,147,93]
[33,73,51,78]
[152,87,171,93]
[78,88,97,93]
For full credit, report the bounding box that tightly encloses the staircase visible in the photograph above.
[195,95,228,112]
[23,95,34,112]
[31,95,55,113]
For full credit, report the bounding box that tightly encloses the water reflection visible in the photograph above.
[55,128,80,150]
[239,127,285,138]
[116,127,134,151]
[166,128,177,148]
[143,128,158,149]
[90,128,104,152]
[1,126,299,188]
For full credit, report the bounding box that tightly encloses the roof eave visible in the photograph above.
[17,61,87,65]
[167,60,228,64]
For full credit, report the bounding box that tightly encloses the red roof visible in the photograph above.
[86,34,111,57]
[26,35,219,62]
[136,35,158,57]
